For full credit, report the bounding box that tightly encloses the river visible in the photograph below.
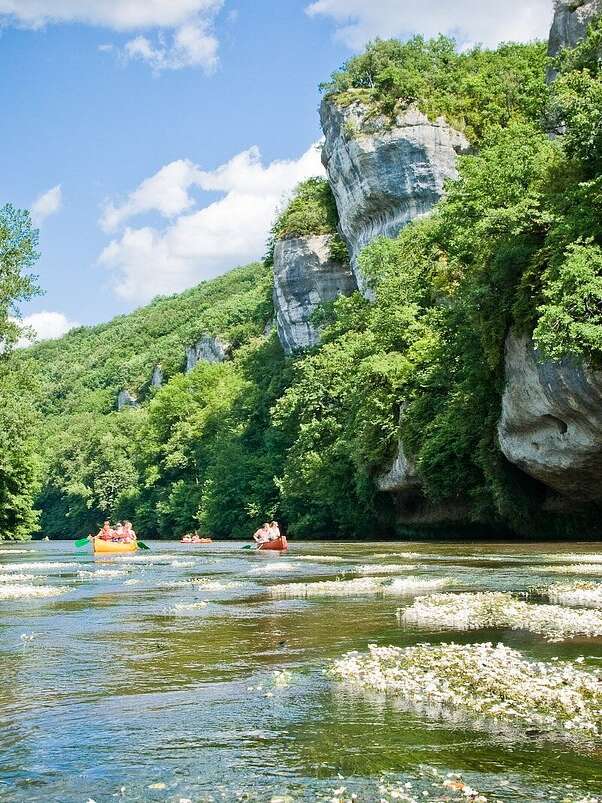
[0,540,601,802]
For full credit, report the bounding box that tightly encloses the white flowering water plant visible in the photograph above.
[270,576,454,598]
[399,592,602,641]
[545,582,602,609]
[329,642,602,743]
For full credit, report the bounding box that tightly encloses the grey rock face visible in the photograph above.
[151,365,164,387]
[273,234,356,355]
[186,336,229,372]
[320,98,469,292]
[376,441,420,493]
[498,330,602,501]
[548,0,601,59]
[117,389,139,411]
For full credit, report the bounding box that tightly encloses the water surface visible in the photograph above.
[0,540,601,801]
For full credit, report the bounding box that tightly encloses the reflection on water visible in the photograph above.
[0,540,601,801]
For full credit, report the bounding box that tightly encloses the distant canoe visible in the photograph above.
[180,537,213,544]
[258,536,288,551]
[93,537,137,554]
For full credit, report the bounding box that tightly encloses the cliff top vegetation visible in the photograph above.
[321,36,548,143]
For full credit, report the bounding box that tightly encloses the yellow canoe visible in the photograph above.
[92,537,138,554]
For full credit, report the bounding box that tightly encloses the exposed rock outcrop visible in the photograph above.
[548,0,602,63]
[320,98,469,292]
[151,365,164,387]
[376,441,420,493]
[273,234,356,354]
[186,336,229,372]
[498,330,602,501]
[117,389,139,411]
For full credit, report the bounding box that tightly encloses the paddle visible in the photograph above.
[137,540,150,550]
[242,544,259,550]
[74,536,91,547]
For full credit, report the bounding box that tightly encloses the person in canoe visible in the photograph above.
[98,521,114,541]
[122,521,137,543]
[269,521,281,541]
[253,523,271,544]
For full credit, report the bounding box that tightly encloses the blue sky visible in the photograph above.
[0,0,553,340]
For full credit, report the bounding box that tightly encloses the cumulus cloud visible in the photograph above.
[30,184,62,226]
[99,143,324,303]
[305,0,553,50]
[0,0,223,72]
[101,160,203,231]
[16,311,79,347]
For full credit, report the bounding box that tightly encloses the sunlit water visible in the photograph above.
[0,540,601,802]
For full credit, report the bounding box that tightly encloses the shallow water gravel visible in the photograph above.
[0,539,601,802]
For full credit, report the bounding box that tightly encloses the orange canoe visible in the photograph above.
[258,536,288,551]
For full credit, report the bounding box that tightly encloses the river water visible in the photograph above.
[0,540,601,802]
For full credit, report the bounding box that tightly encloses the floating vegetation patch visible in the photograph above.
[545,582,602,610]
[329,642,602,742]
[77,569,129,580]
[271,576,454,598]
[0,549,35,555]
[0,573,34,582]
[545,554,602,564]
[0,584,68,600]
[189,578,241,591]
[386,577,453,595]
[0,561,79,571]
[542,564,602,575]
[163,600,209,615]
[356,564,418,574]
[271,577,386,597]
[400,592,602,641]
[112,554,181,563]
[249,562,295,573]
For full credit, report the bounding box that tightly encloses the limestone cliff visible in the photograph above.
[117,389,139,411]
[273,234,356,354]
[186,336,229,372]
[498,331,602,502]
[320,98,469,292]
[548,0,602,66]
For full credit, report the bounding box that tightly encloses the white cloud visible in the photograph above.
[99,143,325,303]
[101,159,203,231]
[0,0,223,72]
[31,184,62,226]
[16,311,79,347]
[306,0,553,50]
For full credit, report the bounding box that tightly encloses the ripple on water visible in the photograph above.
[0,561,80,571]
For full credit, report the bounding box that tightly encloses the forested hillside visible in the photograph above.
[3,15,602,541]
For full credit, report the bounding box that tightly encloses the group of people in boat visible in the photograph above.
[97,520,137,544]
[252,520,281,544]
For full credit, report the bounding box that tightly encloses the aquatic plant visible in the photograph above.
[400,592,602,641]
[329,642,602,742]
[386,577,453,595]
[0,561,79,571]
[77,569,128,579]
[271,576,454,598]
[271,576,387,597]
[0,583,68,600]
[545,582,602,609]
[543,564,602,575]
[356,563,418,574]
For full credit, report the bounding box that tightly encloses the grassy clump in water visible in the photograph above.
[330,642,602,742]
[399,591,602,641]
